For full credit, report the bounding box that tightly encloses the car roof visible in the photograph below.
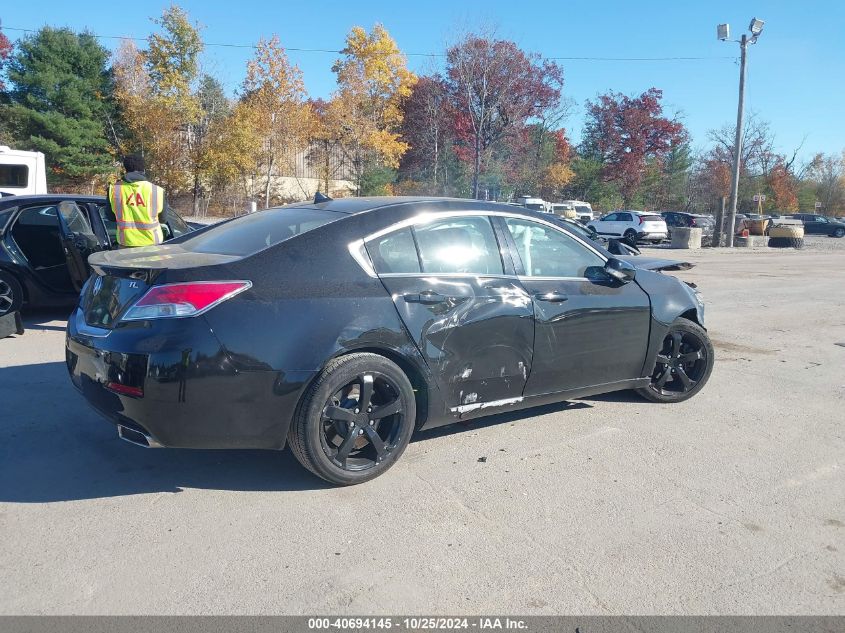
[0,193,105,209]
[280,196,536,216]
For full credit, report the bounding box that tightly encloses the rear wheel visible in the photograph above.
[0,271,23,317]
[623,229,638,245]
[288,353,416,485]
[636,318,714,403]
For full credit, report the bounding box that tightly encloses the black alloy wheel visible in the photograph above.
[833,227,845,238]
[288,353,416,485]
[0,271,23,316]
[636,317,714,403]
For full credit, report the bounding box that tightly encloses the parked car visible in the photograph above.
[661,212,716,243]
[588,211,668,243]
[0,194,194,316]
[66,196,713,485]
[788,213,845,237]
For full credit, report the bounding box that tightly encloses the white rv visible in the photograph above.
[0,147,48,196]
[516,196,550,213]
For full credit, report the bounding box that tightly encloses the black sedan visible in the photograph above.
[0,194,194,316]
[66,197,714,485]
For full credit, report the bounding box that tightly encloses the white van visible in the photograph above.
[0,147,48,197]
[559,199,593,222]
[516,196,550,213]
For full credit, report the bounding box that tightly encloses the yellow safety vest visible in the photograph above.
[108,179,165,247]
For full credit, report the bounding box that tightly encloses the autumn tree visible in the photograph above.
[327,24,416,194]
[398,75,455,193]
[581,88,685,205]
[239,35,314,206]
[115,5,203,195]
[186,74,229,213]
[446,34,564,198]
[0,27,11,91]
[6,27,116,188]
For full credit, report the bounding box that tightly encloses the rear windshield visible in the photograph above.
[640,214,663,222]
[180,208,341,256]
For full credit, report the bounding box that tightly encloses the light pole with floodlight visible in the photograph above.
[718,17,764,246]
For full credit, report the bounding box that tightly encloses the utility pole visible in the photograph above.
[718,18,764,247]
[725,34,748,247]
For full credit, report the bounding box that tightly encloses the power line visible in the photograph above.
[0,25,737,62]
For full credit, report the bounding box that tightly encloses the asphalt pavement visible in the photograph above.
[1,238,843,614]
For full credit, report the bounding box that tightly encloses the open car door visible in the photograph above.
[56,200,104,292]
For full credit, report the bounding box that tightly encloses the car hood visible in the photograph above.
[618,255,694,271]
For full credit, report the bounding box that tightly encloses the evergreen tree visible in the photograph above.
[7,27,116,186]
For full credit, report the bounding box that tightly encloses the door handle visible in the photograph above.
[404,290,447,304]
[533,291,568,303]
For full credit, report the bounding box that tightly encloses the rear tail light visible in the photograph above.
[105,382,144,398]
[122,281,252,321]
[638,215,644,224]
[690,218,697,227]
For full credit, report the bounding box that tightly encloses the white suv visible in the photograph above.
[588,211,668,243]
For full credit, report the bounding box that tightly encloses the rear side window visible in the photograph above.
[0,164,28,188]
[366,227,420,274]
[414,216,503,275]
[618,213,632,221]
[181,208,340,256]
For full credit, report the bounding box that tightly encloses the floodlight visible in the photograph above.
[717,24,730,41]
[749,18,764,36]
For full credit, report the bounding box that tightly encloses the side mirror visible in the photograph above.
[604,257,637,283]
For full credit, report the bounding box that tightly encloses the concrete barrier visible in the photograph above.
[670,227,703,249]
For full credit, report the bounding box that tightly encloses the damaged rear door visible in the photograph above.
[365,214,533,415]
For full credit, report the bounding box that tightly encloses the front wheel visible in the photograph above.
[636,318,714,403]
[288,353,416,485]
[832,227,845,238]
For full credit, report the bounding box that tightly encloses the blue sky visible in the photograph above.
[3,1,843,162]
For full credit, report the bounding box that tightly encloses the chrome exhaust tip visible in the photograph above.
[117,424,162,448]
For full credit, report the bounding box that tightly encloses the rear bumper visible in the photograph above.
[65,308,317,449]
[638,231,668,242]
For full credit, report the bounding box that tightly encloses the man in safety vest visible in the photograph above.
[108,154,166,247]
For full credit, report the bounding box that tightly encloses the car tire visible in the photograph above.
[288,352,416,485]
[832,227,845,238]
[623,229,637,242]
[0,271,24,317]
[636,317,714,404]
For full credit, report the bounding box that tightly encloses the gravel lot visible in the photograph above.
[1,241,843,615]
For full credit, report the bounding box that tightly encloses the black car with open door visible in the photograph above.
[66,196,714,486]
[0,194,194,316]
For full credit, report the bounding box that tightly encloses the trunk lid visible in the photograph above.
[81,244,240,329]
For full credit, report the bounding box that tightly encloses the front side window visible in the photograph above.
[58,201,94,235]
[366,227,420,274]
[505,217,604,278]
[602,213,618,222]
[413,216,503,275]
